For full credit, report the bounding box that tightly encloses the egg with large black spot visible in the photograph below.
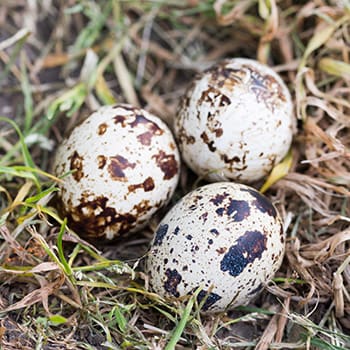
[52,104,180,240]
[145,182,285,312]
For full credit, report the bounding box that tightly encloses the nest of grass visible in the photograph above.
[0,1,349,349]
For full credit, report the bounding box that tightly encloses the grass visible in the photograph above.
[0,0,350,349]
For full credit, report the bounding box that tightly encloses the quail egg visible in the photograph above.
[175,58,294,183]
[53,104,180,240]
[145,182,285,312]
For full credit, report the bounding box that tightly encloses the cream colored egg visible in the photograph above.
[175,58,294,183]
[53,104,180,240]
[145,182,285,312]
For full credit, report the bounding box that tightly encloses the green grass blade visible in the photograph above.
[20,54,34,134]
[0,117,39,185]
[24,186,59,204]
[164,289,199,350]
[46,83,88,121]
[57,218,75,281]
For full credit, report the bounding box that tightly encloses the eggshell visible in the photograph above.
[53,104,180,240]
[145,182,285,312]
[175,58,294,183]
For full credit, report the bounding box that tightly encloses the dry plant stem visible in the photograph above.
[275,296,291,342]
[255,313,279,350]
[113,53,140,107]
[333,254,350,317]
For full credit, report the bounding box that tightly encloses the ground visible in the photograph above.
[0,1,349,349]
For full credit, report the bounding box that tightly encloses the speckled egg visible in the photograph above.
[53,104,180,240]
[145,182,285,312]
[175,58,294,183]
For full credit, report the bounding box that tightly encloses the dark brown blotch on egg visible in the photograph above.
[98,123,108,135]
[69,151,84,182]
[152,150,179,180]
[108,155,136,181]
[97,155,107,169]
[128,177,155,193]
[200,132,216,152]
[175,125,196,145]
[67,195,137,238]
[164,268,182,297]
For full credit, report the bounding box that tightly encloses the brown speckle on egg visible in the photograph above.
[97,155,107,169]
[128,177,155,193]
[69,151,84,182]
[152,150,179,180]
[216,247,227,254]
[130,114,164,135]
[214,127,223,137]
[137,132,153,146]
[108,155,136,181]
[133,199,152,216]
[113,114,128,126]
[175,125,196,145]
[200,131,216,152]
[67,195,137,238]
[98,123,108,135]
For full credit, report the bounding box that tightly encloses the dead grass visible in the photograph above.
[0,0,349,349]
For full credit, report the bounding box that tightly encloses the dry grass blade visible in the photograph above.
[113,53,140,107]
[0,28,30,51]
[214,0,255,26]
[255,312,279,350]
[2,271,65,313]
